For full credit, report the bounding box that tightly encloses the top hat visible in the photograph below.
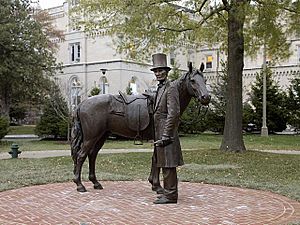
[150,53,171,71]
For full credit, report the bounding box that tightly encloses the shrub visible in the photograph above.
[35,84,69,139]
[0,116,9,139]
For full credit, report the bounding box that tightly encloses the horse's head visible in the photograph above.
[186,65,210,106]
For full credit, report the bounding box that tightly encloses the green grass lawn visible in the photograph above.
[0,149,299,202]
[0,133,299,153]
[8,125,36,135]
[1,133,299,201]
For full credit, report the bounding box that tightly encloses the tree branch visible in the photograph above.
[222,0,230,11]
[194,0,209,14]
[198,5,227,26]
[157,26,194,32]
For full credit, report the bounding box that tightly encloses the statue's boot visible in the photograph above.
[153,196,177,204]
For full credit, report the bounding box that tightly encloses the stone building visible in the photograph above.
[48,2,197,111]
[48,2,300,110]
[202,41,300,102]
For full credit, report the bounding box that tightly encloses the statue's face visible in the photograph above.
[154,69,168,82]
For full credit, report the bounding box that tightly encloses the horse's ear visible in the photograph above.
[200,62,205,72]
[188,62,193,73]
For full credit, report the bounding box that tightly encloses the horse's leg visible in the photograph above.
[148,148,163,193]
[88,135,107,190]
[73,140,94,192]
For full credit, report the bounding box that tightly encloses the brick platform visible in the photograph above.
[0,181,300,224]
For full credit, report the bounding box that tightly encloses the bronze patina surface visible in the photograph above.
[71,54,210,199]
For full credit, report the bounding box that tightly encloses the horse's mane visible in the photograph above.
[175,70,190,87]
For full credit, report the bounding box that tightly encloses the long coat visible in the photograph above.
[154,80,184,168]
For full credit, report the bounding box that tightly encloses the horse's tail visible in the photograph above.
[71,106,83,165]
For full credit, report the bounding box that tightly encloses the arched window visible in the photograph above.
[146,78,158,93]
[128,76,138,95]
[99,76,109,94]
[70,77,82,111]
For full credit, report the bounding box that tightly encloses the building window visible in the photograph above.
[298,46,300,62]
[99,76,109,94]
[145,79,158,93]
[70,42,81,63]
[170,50,175,66]
[127,76,138,95]
[70,77,82,111]
[187,49,195,67]
[206,55,213,69]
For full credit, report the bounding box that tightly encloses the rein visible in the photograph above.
[180,102,209,125]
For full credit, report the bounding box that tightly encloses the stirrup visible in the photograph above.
[134,135,143,145]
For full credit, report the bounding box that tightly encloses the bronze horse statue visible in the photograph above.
[71,65,210,192]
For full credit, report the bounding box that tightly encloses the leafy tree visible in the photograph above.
[73,0,300,151]
[9,103,27,125]
[0,116,9,140]
[126,85,133,95]
[32,9,65,50]
[206,61,227,133]
[89,86,101,96]
[35,83,69,139]
[0,0,62,117]
[207,61,255,133]
[242,103,255,131]
[285,76,300,130]
[179,98,209,134]
[250,67,288,133]
[168,62,182,81]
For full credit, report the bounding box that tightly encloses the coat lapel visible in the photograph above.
[154,83,167,111]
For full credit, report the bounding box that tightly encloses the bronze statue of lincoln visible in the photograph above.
[148,53,184,204]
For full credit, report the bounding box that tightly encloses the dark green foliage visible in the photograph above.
[168,63,181,81]
[35,83,69,139]
[179,99,209,134]
[126,85,133,95]
[250,68,288,133]
[205,62,227,133]
[206,62,259,133]
[9,103,27,124]
[285,77,300,130]
[89,86,100,96]
[0,0,58,116]
[206,110,225,133]
[242,103,255,130]
[0,116,9,139]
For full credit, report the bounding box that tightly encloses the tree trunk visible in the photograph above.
[0,91,11,117]
[220,0,246,152]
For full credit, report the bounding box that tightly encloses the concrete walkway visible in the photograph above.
[0,148,154,160]
[1,148,300,160]
[2,134,40,140]
[256,149,300,155]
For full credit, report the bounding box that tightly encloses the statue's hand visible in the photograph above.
[154,136,173,147]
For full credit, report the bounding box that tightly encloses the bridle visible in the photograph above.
[180,69,209,124]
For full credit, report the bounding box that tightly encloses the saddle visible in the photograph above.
[110,91,154,144]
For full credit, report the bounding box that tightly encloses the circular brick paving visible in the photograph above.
[0,181,300,225]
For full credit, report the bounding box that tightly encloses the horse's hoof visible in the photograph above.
[77,185,87,192]
[94,183,103,190]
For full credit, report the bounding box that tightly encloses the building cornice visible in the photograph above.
[62,59,153,68]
